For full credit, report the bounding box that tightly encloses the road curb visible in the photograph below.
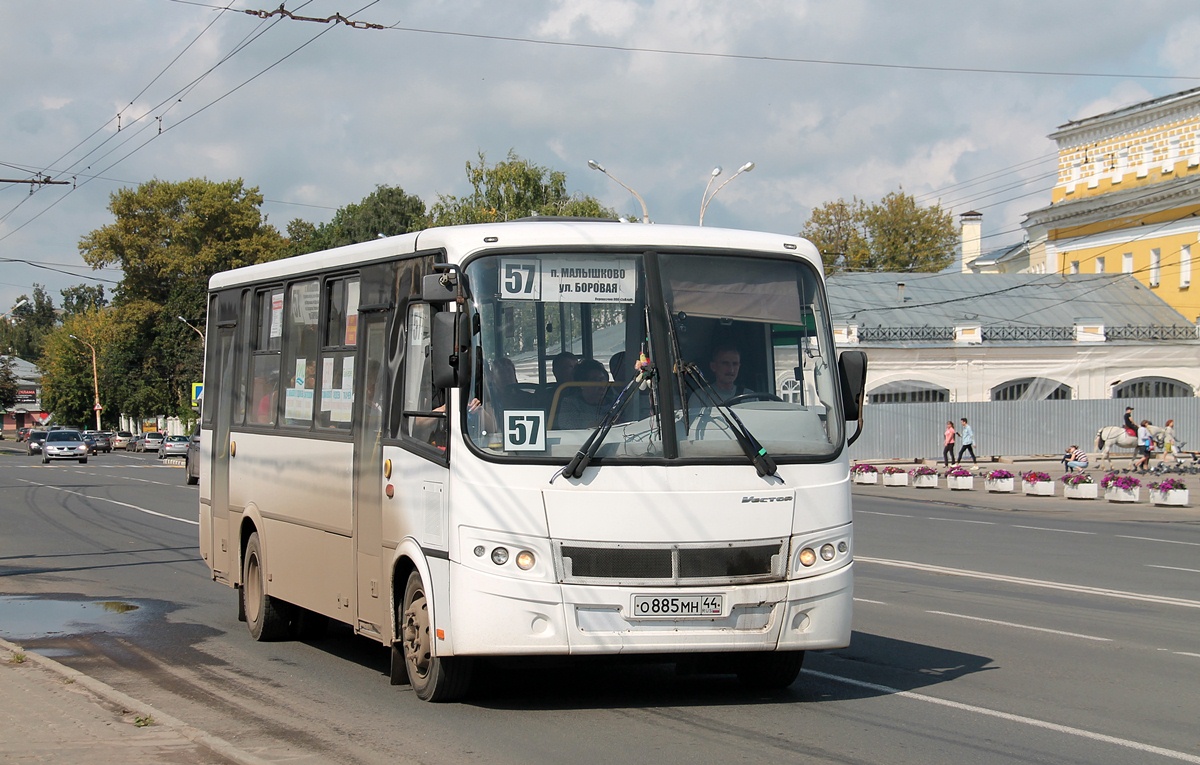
[0,636,274,765]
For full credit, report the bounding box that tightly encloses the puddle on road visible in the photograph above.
[0,595,145,642]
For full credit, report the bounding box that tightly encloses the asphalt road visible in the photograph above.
[1,445,1197,765]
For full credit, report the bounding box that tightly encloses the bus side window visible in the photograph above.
[401,303,446,448]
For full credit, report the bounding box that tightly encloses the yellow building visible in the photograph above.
[1023,86,1200,322]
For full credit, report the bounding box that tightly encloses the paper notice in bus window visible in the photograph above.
[344,281,360,345]
[270,291,284,338]
[500,258,636,304]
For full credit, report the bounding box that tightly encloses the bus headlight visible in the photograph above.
[515,550,535,570]
[798,547,817,567]
[490,547,510,565]
[820,543,836,561]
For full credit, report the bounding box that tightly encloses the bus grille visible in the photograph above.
[556,540,787,586]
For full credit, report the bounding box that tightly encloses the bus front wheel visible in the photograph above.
[242,532,289,641]
[735,650,805,690]
[399,571,472,702]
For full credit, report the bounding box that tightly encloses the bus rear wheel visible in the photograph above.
[735,650,805,690]
[242,532,289,641]
[399,571,472,702]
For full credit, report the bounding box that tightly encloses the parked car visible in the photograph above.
[140,432,166,452]
[185,427,200,485]
[41,429,89,464]
[111,431,133,449]
[159,434,190,458]
[83,431,112,453]
[26,430,48,454]
[127,434,145,452]
[17,427,31,442]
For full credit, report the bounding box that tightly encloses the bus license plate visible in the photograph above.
[631,594,723,618]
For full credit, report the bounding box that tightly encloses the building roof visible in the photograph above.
[826,272,1194,336]
[1051,86,1200,138]
[0,355,40,384]
[967,241,1027,269]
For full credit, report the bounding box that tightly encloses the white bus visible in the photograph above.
[198,219,867,701]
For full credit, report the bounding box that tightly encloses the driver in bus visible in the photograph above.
[708,344,753,402]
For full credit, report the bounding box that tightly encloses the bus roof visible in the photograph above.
[208,220,822,290]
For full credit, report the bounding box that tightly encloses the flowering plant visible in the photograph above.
[851,463,878,474]
[1021,471,1052,483]
[1100,472,1141,490]
[882,465,907,475]
[1060,473,1094,485]
[1149,478,1186,494]
[910,465,939,477]
[946,466,973,477]
[986,469,1014,480]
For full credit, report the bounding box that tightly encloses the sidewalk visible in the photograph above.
[0,638,272,765]
[850,456,1200,521]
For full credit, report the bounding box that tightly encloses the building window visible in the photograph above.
[991,378,1071,401]
[1122,252,1134,274]
[1095,256,1105,274]
[867,380,949,404]
[1070,261,1080,275]
[1150,248,1161,287]
[1182,244,1192,288]
[1114,377,1193,398]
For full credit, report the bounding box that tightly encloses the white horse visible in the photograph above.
[1095,424,1164,470]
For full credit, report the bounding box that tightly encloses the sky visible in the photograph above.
[3,0,1200,315]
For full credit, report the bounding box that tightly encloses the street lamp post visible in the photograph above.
[69,334,102,431]
[178,316,205,344]
[2,298,29,322]
[587,160,650,223]
[699,161,755,226]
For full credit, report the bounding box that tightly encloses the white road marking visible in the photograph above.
[928,518,994,525]
[15,478,197,526]
[853,598,888,605]
[1012,525,1094,535]
[1146,564,1200,574]
[857,510,914,518]
[803,669,1200,764]
[859,557,1200,609]
[1118,535,1200,547]
[925,610,1111,641]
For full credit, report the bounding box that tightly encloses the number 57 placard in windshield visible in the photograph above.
[500,257,636,304]
[504,411,547,451]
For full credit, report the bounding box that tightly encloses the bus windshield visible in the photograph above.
[463,249,841,463]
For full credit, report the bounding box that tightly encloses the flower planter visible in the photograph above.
[1105,487,1142,503]
[1022,481,1054,496]
[913,474,938,489]
[985,477,1014,493]
[882,472,909,487]
[852,473,879,485]
[1151,489,1189,507]
[947,475,974,491]
[1063,483,1098,500]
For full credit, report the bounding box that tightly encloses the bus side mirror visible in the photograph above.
[422,272,457,304]
[430,310,471,389]
[837,350,867,421]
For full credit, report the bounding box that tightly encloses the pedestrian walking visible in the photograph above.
[942,420,957,466]
[956,417,977,465]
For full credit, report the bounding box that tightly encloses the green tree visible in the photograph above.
[289,185,427,256]
[1,285,58,360]
[430,150,615,225]
[802,190,957,273]
[76,178,288,421]
[0,355,17,410]
[60,284,108,317]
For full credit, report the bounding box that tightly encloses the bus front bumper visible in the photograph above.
[445,561,853,657]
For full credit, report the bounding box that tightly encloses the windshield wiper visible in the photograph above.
[678,361,779,479]
[560,359,654,480]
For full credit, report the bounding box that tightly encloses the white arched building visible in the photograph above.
[825,272,1199,404]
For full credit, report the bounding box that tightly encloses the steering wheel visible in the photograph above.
[724,392,784,406]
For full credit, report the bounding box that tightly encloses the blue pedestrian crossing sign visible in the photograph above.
[191,382,203,407]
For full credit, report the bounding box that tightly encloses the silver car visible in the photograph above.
[42,430,89,464]
[159,434,190,458]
